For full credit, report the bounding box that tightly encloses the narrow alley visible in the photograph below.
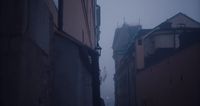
[0,0,200,106]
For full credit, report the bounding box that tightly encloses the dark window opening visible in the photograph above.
[180,75,183,81]
[138,39,142,45]
[178,23,186,28]
[82,30,85,42]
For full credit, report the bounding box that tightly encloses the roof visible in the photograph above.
[142,12,200,39]
[135,29,152,39]
[167,12,200,26]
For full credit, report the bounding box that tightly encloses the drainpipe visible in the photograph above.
[58,0,63,31]
[90,51,101,106]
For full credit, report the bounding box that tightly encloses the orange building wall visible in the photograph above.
[136,43,200,106]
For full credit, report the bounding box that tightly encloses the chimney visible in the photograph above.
[135,39,145,70]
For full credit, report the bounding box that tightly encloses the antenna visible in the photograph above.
[117,21,119,28]
[139,17,141,26]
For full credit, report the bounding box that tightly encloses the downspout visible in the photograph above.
[128,64,131,106]
[173,29,176,49]
[89,50,101,106]
[58,0,63,31]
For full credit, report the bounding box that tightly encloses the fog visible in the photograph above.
[98,0,200,106]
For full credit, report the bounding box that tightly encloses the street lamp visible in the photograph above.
[95,43,102,56]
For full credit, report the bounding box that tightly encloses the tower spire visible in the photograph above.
[139,17,141,26]
[123,17,126,24]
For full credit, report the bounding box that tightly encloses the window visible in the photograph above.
[178,23,186,28]
[82,30,85,43]
[96,5,101,27]
[138,39,142,45]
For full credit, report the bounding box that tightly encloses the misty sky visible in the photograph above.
[98,0,200,106]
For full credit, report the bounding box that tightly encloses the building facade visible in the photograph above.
[113,13,200,106]
[113,24,142,106]
[0,0,102,106]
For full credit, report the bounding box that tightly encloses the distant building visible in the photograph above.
[113,13,200,106]
[0,0,102,106]
[113,24,141,70]
[112,24,142,106]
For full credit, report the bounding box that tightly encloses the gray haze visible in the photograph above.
[98,0,200,106]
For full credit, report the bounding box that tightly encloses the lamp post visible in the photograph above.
[95,43,102,56]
